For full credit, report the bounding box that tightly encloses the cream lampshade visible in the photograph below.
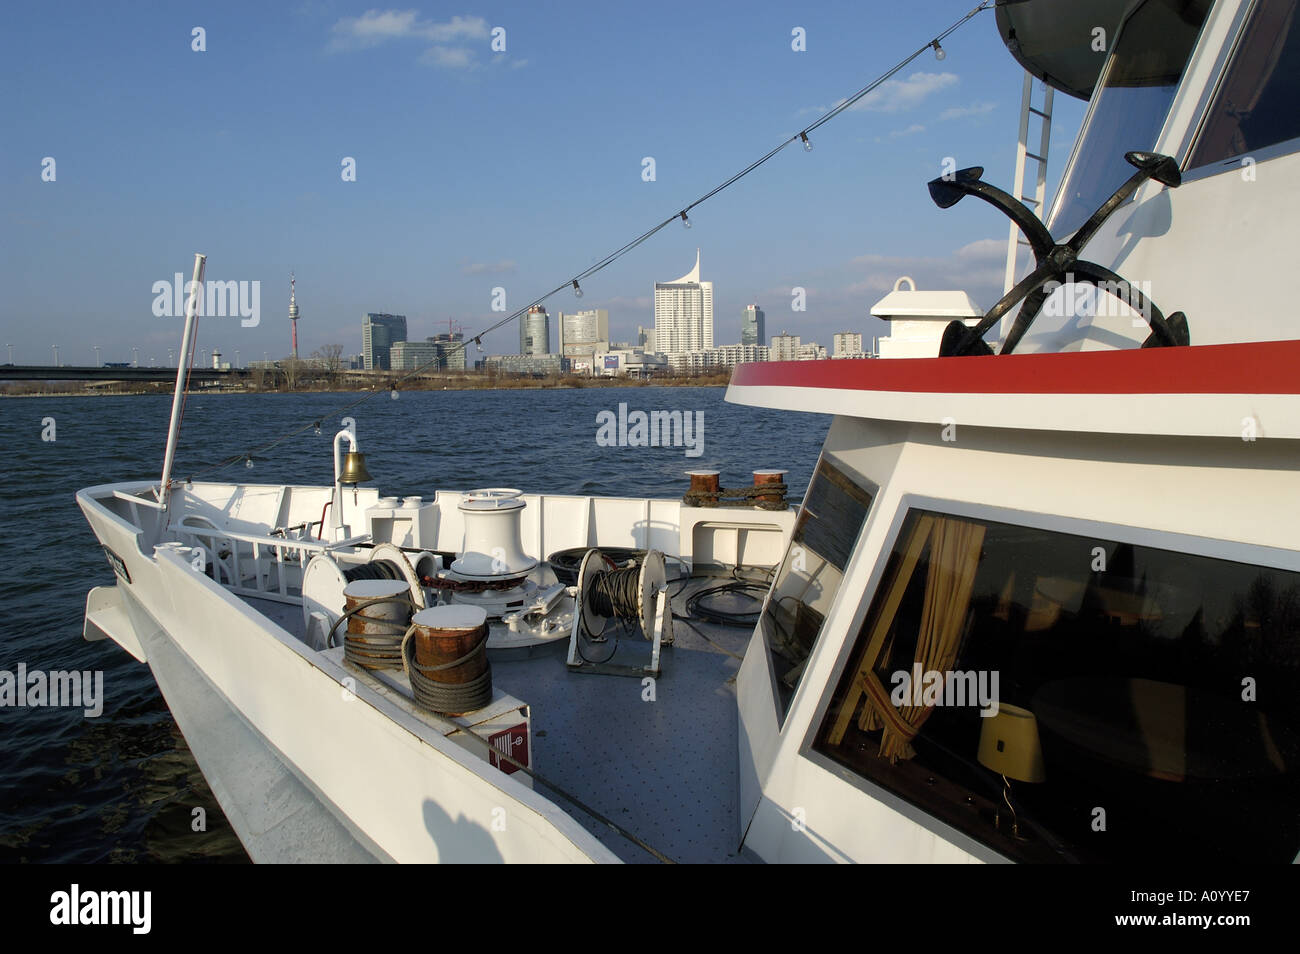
[977,703,1045,840]
[978,703,1046,782]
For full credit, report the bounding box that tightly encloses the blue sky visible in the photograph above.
[0,1,1085,366]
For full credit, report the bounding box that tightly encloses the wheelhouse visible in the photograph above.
[1009,0,1300,351]
[730,0,1300,864]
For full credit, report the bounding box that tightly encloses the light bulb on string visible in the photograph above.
[801,132,813,152]
[572,280,583,299]
[474,336,484,352]
[931,40,946,61]
[680,211,692,229]
[390,388,399,400]
[245,456,254,469]
[314,421,322,437]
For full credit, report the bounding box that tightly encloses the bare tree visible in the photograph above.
[313,343,344,373]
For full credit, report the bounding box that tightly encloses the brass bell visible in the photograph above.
[338,451,373,485]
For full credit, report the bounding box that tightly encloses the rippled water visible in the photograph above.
[0,386,828,862]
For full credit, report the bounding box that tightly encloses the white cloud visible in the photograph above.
[877,123,926,142]
[955,238,1005,260]
[329,10,488,67]
[939,101,997,121]
[845,237,1006,305]
[330,9,422,47]
[854,72,958,113]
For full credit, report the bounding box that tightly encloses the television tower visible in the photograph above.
[288,272,301,360]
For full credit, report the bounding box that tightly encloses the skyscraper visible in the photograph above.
[557,309,610,355]
[741,304,765,347]
[362,313,408,370]
[654,249,713,354]
[519,305,550,355]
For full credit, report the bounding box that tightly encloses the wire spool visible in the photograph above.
[547,547,645,586]
[577,549,667,642]
[334,579,414,670]
[403,605,492,715]
[365,543,428,610]
[342,560,405,582]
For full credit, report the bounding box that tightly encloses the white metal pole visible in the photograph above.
[160,253,206,510]
[1004,72,1033,297]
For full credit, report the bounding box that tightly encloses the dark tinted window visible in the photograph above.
[1049,0,1209,236]
[815,509,1300,863]
[1189,0,1300,168]
[762,456,872,722]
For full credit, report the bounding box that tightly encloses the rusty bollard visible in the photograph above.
[685,469,721,507]
[753,469,788,507]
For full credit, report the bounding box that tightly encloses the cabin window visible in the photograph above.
[1187,0,1300,170]
[813,509,1300,863]
[762,456,873,724]
[1047,0,1210,237]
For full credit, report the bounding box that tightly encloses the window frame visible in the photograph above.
[1179,0,1300,182]
[1045,0,1214,235]
[758,450,878,729]
[796,491,1300,861]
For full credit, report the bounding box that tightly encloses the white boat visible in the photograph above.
[79,0,1300,863]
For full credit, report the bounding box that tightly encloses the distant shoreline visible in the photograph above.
[1,375,732,398]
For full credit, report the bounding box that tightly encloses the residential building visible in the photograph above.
[833,332,870,358]
[654,249,713,353]
[770,332,801,362]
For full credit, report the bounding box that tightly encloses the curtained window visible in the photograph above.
[814,508,1300,863]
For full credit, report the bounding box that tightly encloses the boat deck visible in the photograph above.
[244,574,755,864]
[495,578,752,863]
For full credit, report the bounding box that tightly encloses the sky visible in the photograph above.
[0,0,1086,366]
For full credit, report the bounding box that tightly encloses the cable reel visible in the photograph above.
[566,548,674,677]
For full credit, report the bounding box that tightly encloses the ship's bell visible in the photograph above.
[338,451,373,485]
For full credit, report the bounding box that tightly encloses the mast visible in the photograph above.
[159,253,206,511]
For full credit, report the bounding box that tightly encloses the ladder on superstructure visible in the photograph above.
[1003,73,1054,300]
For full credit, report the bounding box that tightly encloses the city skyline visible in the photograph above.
[1,2,1085,364]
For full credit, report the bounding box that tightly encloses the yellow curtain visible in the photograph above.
[827,514,986,763]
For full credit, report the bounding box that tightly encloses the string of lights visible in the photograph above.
[183,1,993,482]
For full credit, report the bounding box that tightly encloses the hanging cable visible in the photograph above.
[180,2,992,482]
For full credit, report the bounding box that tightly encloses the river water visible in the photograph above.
[0,386,828,862]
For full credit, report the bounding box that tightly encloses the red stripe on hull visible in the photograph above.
[728,341,1300,395]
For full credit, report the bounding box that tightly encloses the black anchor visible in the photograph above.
[928,151,1190,356]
